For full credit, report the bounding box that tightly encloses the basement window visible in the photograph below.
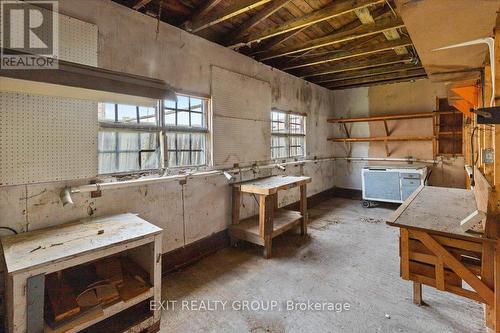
[271,111,306,159]
[98,102,162,174]
[164,95,209,167]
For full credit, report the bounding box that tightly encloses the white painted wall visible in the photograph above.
[0,0,337,254]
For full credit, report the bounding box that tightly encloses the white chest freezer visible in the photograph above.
[361,164,428,206]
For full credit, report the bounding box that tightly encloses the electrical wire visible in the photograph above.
[0,226,18,234]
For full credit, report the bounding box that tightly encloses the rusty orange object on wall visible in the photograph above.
[453,99,473,117]
[452,86,479,108]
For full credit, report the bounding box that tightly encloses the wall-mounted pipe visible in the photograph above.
[333,156,441,164]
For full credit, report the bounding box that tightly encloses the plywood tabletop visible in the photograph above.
[386,186,485,241]
[1,214,162,274]
[235,175,311,195]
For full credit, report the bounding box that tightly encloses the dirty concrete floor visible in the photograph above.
[161,197,485,333]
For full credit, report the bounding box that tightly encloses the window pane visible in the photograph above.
[138,106,157,124]
[178,151,191,166]
[98,131,116,151]
[98,153,117,174]
[290,136,305,157]
[166,133,176,151]
[117,104,137,123]
[140,132,157,150]
[177,133,190,150]
[167,150,177,167]
[98,103,115,122]
[165,99,176,109]
[190,98,203,112]
[290,114,304,134]
[271,112,287,133]
[271,135,287,159]
[192,151,205,165]
[191,133,205,151]
[177,111,190,126]
[165,109,176,125]
[118,132,140,151]
[191,112,203,127]
[177,95,189,110]
[141,151,160,170]
[118,152,139,172]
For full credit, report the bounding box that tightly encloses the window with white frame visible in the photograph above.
[164,95,209,167]
[271,111,306,159]
[98,102,162,174]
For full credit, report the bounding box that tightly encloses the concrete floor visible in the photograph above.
[161,197,486,333]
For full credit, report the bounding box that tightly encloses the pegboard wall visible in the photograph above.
[0,10,99,186]
[0,92,98,186]
[211,67,272,166]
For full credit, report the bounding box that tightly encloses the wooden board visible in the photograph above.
[387,186,487,242]
[235,176,311,195]
[229,209,302,239]
[1,214,162,274]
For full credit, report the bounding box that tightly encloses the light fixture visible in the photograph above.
[60,187,74,206]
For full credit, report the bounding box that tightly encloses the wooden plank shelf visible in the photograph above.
[45,289,154,333]
[230,209,302,245]
[327,111,438,157]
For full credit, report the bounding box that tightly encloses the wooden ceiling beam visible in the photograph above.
[258,16,404,61]
[302,55,413,79]
[324,68,427,89]
[132,0,152,10]
[190,0,224,20]
[184,0,271,33]
[231,0,386,46]
[280,36,412,71]
[313,63,423,84]
[246,27,308,56]
[224,0,293,47]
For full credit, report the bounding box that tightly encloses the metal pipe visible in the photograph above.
[333,156,441,164]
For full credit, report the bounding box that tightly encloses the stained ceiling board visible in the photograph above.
[395,0,500,82]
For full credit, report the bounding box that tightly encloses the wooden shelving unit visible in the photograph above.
[327,112,438,157]
[230,176,311,259]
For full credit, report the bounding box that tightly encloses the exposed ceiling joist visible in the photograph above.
[325,68,427,89]
[247,26,309,56]
[314,63,423,84]
[184,0,271,33]
[258,16,404,61]
[189,0,224,20]
[132,0,152,10]
[224,0,293,47]
[281,37,412,70]
[305,55,413,79]
[231,0,386,47]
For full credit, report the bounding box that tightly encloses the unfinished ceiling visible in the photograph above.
[396,0,500,84]
[112,0,425,90]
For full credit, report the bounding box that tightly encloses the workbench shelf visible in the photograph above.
[230,176,311,259]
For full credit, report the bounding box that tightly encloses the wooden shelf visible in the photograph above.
[328,112,435,123]
[45,289,153,333]
[230,209,302,245]
[328,135,435,142]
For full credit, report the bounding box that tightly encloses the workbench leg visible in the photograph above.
[259,194,274,259]
[494,240,500,333]
[300,185,308,236]
[482,241,495,330]
[413,282,423,306]
[232,186,241,225]
[264,237,272,259]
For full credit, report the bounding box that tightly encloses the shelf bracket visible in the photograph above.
[383,120,390,157]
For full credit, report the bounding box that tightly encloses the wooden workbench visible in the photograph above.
[387,182,500,331]
[1,214,163,333]
[230,175,311,258]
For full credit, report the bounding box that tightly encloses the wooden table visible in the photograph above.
[387,184,500,331]
[230,175,311,258]
[1,214,162,333]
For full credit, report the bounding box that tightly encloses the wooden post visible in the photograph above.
[231,186,241,246]
[300,184,308,236]
[259,194,275,259]
[413,282,423,306]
